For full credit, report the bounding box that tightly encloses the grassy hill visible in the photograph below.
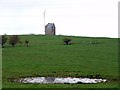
[2,35,118,88]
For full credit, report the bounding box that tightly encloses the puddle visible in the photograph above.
[14,77,107,84]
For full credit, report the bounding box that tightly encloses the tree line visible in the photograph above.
[0,35,29,48]
[1,35,72,48]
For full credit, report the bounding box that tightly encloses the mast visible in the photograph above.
[43,10,46,32]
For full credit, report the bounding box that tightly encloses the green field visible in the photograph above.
[2,35,118,88]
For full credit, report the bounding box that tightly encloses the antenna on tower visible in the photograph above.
[43,10,46,32]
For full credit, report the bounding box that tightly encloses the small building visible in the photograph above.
[45,23,55,35]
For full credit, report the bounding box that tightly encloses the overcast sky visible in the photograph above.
[0,0,119,38]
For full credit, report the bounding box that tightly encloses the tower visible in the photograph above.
[45,23,56,35]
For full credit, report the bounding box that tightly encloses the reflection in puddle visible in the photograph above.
[15,77,107,84]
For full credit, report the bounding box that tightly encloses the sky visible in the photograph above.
[0,0,119,38]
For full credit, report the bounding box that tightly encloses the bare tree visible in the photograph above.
[9,35,20,47]
[1,35,7,48]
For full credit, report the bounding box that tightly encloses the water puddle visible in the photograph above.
[13,77,107,84]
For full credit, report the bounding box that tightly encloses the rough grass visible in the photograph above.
[2,35,118,88]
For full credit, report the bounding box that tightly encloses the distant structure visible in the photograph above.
[45,23,56,35]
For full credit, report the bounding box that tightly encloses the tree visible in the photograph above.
[25,40,29,47]
[1,35,7,48]
[9,35,20,47]
[63,38,71,45]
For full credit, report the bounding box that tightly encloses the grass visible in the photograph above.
[2,35,118,88]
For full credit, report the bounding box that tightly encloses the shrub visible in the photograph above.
[63,38,71,45]
[25,40,29,47]
[0,37,1,46]
[19,41,23,46]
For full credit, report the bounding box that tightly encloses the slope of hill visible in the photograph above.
[2,35,118,88]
